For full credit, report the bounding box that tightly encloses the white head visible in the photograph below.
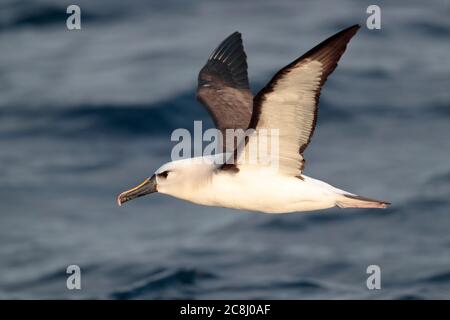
[117,155,223,205]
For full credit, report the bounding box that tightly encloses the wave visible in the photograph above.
[409,20,450,38]
[3,263,99,292]
[110,267,218,299]
[421,271,450,284]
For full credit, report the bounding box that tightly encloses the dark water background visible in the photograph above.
[1,0,449,299]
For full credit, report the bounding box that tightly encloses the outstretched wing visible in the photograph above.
[236,25,360,175]
[197,32,253,148]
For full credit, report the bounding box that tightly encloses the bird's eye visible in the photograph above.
[157,171,169,179]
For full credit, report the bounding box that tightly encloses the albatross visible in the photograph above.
[117,25,390,213]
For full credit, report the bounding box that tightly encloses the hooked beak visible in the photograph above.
[117,174,157,206]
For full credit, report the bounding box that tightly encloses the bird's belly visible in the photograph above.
[192,174,337,214]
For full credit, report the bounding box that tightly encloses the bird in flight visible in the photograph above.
[117,25,390,213]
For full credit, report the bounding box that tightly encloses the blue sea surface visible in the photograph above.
[0,0,449,299]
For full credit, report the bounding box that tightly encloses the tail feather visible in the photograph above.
[336,194,390,209]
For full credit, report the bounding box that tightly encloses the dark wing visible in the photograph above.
[197,32,253,150]
[236,25,360,175]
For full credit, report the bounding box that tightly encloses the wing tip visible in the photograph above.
[347,24,361,31]
[201,30,250,90]
[295,23,360,74]
[327,23,361,42]
[341,24,360,37]
[208,31,243,61]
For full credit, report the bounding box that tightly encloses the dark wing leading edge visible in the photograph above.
[236,25,360,175]
[197,32,253,150]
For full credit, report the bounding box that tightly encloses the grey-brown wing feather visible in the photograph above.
[197,32,253,141]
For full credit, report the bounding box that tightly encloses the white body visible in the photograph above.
[189,170,342,213]
[155,155,353,214]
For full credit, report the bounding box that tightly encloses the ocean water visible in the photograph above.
[0,0,449,299]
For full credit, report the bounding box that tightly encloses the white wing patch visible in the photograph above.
[238,60,323,175]
[227,25,359,176]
